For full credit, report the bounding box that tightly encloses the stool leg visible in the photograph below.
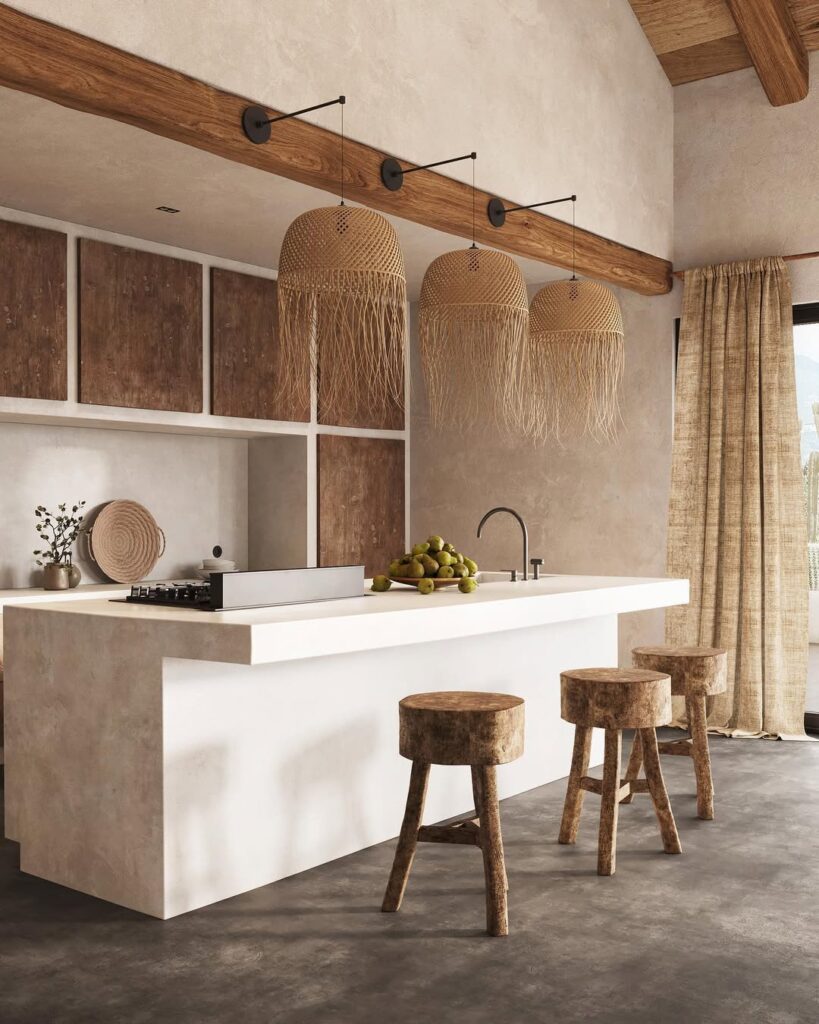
[621,730,643,805]
[381,759,430,912]
[472,765,508,892]
[639,728,682,855]
[475,765,508,937]
[597,729,622,876]
[559,724,593,844]
[688,695,715,820]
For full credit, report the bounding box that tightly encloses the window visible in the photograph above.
[795,303,819,590]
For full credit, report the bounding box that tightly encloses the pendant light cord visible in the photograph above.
[470,154,477,249]
[339,100,346,206]
[571,196,576,280]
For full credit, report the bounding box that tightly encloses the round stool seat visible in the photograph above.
[632,645,728,697]
[560,668,671,731]
[399,691,524,766]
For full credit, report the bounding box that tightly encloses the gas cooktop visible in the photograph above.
[125,581,211,609]
[117,566,366,612]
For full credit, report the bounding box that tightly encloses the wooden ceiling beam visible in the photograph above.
[629,0,738,55]
[724,0,808,104]
[659,34,752,85]
[0,3,672,296]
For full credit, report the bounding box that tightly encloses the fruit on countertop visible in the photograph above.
[371,575,392,592]
[459,577,478,594]
[386,536,479,591]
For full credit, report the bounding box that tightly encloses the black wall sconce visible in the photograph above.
[487,193,576,228]
[242,95,346,145]
[380,151,476,192]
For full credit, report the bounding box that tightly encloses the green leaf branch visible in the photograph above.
[33,500,87,567]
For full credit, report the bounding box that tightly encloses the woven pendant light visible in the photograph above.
[419,246,528,432]
[277,205,407,418]
[527,277,624,441]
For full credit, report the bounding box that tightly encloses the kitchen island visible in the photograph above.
[4,573,687,918]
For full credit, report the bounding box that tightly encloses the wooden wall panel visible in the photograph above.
[211,268,309,422]
[78,239,202,411]
[0,219,67,400]
[318,435,405,577]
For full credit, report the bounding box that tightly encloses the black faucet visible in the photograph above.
[477,507,530,582]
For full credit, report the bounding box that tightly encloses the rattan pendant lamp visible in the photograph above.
[244,95,407,419]
[416,156,529,433]
[527,198,624,442]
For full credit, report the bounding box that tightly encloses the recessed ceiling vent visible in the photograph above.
[156,205,180,213]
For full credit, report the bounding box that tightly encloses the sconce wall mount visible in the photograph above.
[487,193,576,228]
[242,95,346,145]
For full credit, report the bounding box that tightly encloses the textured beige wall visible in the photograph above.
[248,435,308,569]
[0,422,248,589]
[4,1,677,651]
[674,51,819,304]
[410,287,677,658]
[8,0,673,260]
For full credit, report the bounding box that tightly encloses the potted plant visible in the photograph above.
[33,501,87,590]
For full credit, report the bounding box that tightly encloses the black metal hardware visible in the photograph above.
[242,95,345,145]
[530,557,544,581]
[380,151,476,192]
[487,193,576,228]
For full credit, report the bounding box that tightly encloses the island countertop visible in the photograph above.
[5,570,689,919]
[5,574,689,667]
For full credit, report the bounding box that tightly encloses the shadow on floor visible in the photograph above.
[2,738,818,1024]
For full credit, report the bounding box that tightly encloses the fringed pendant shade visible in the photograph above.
[276,205,407,419]
[419,247,528,432]
[527,278,624,442]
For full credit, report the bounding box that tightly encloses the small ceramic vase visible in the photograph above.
[67,562,82,589]
[43,563,70,591]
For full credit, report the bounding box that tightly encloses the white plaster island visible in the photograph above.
[4,573,687,919]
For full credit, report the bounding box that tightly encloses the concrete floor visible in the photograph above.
[1,735,818,1024]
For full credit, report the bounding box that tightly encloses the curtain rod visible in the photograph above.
[673,251,819,280]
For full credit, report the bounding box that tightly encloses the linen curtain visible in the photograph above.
[666,257,807,738]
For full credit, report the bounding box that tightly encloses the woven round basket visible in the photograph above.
[88,500,165,583]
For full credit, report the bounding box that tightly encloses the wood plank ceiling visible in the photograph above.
[629,0,818,103]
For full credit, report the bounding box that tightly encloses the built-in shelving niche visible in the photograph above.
[0,209,409,579]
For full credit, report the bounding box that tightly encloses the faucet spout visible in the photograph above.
[477,506,529,581]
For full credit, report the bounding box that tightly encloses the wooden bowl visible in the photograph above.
[390,576,461,588]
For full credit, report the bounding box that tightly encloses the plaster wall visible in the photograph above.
[0,421,248,590]
[8,0,673,260]
[410,286,677,659]
[4,1,677,653]
[674,51,819,304]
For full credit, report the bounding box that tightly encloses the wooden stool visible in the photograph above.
[624,646,728,820]
[558,668,682,875]
[381,691,524,937]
